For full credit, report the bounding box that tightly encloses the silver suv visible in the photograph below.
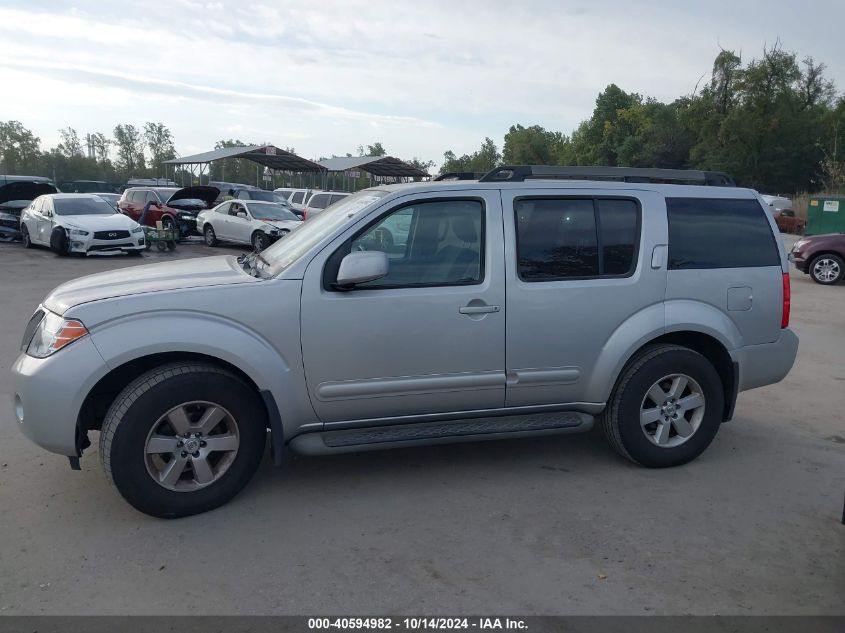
[12,166,799,518]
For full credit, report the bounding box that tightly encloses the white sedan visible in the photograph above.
[20,193,145,256]
[197,200,302,251]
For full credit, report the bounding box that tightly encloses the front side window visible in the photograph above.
[515,197,639,281]
[330,198,484,289]
[309,194,331,210]
[667,198,780,269]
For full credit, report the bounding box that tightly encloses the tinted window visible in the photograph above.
[598,199,638,275]
[247,203,299,221]
[145,191,159,204]
[516,199,598,279]
[309,194,331,210]
[338,199,484,289]
[667,198,780,269]
[54,197,116,216]
[290,192,304,204]
[330,194,349,205]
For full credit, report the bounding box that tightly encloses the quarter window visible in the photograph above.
[328,199,484,289]
[667,198,781,269]
[290,191,304,204]
[515,197,639,281]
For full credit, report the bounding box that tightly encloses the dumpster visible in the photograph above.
[806,195,845,235]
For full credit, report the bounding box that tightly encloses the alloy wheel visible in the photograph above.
[639,373,706,448]
[812,258,841,283]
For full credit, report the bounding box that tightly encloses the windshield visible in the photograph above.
[244,190,275,202]
[54,197,116,215]
[248,203,300,221]
[261,189,389,276]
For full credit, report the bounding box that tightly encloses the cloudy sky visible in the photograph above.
[1,0,843,167]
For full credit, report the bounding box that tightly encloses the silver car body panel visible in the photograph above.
[11,179,799,457]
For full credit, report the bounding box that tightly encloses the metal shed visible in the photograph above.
[317,156,430,191]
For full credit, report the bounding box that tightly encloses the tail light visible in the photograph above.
[781,272,790,328]
[302,209,308,220]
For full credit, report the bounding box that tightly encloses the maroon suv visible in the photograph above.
[118,186,218,236]
[790,234,845,285]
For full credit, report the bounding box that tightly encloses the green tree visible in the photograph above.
[90,132,112,164]
[143,122,176,177]
[440,137,502,174]
[503,125,569,165]
[357,142,386,157]
[57,127,83,158]
[113,124,145,176]
[0,120,41,173]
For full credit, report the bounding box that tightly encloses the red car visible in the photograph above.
[789,233,845,285]
[118,186,218,235]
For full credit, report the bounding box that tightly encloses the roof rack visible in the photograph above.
[478,165,736,187]
[433,172,485,181]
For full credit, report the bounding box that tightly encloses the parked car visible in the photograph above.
[94,193,122,210]
[12,166,798,518]
[20,193,145,256]
[118,186,219,236]
[0,179,59,241]
[789,233,845,285]
[302,190,350,219]
[761,194,804,234]
[197,200,302,251]
[281,188,313,214]
[61,180,118,194]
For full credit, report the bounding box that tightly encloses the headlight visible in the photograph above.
[131,226,144,234]
[178,213,194,220]
[793,239,808,251]
[69,228,90,237]
[26,311,89,358]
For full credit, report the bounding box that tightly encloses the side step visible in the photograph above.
[288,411,594,455]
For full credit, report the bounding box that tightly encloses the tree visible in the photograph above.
[358,142,386,157]
[503,125,569,165]
[113,124,145,175]
[0,120,41,173]
[143,122,176,177]
[440,137,502,174]
[57,127,83,158]
[90,132,112,164]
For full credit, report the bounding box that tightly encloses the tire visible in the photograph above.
[49,227,68,256]
[156,241,167,252]
[99,362,267,519]
[600,345,724,468]
[252,231,268,252]
[204,224,218,247]
[809,254,844,285]
[21,224,32,248]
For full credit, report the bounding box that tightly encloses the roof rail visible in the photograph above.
[478,165,736,187]
[433,172,485,181]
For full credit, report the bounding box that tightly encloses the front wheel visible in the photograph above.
[204,224,218,247]
[810,254,843,285]
[21,224,32,248]
[252,231,268,252]
[49,227,68,256]
[99,363,267,518]
[601,345,724,468]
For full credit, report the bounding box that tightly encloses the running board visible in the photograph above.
[288,411,594,455]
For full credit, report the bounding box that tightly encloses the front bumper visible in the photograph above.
[68,232,146,255]
[12,336,109,456]
[731,328,799,392]
[0,213,22,240]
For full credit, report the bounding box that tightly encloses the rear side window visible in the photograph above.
[330,194,348,205]
[515,197,640,281]
[290,191,304,204]
[309,194,330,210]
[667,198,780,269]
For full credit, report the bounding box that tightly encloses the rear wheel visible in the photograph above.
[204,224,218,246]
[601,345,724,468]
[99,362,267,518]
[809,254,843,285]
[21,224,32,248]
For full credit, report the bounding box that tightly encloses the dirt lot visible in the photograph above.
[0,236,842,615]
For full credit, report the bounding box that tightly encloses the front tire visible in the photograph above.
[49,227,68,256]
[21,224,32,248]
[809,254,843,285]
[252,231,268,252]
[99,363,267,518]
[601,345,724,468]
[204,224,218,246]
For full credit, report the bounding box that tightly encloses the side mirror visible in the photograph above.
[335,251,389,288]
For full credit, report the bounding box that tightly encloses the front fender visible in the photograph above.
[87,310,317,437]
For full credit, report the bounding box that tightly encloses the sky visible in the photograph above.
[1,0,844,169]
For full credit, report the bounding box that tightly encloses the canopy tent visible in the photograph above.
[162,145,325,188]
[317,156,430,191]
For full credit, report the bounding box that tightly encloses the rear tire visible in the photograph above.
[600,345,724,468]
[809,254,843,285]
[99,362,267,519]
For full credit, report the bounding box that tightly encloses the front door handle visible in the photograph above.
[459,304,500,315]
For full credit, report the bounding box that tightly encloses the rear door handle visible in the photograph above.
[459,305,500,314]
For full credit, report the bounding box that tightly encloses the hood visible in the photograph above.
[0,181,58,207]
[59,213,139,231]
[166,186,219,207]
[44,255,258,314]
[800,232,845,243]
